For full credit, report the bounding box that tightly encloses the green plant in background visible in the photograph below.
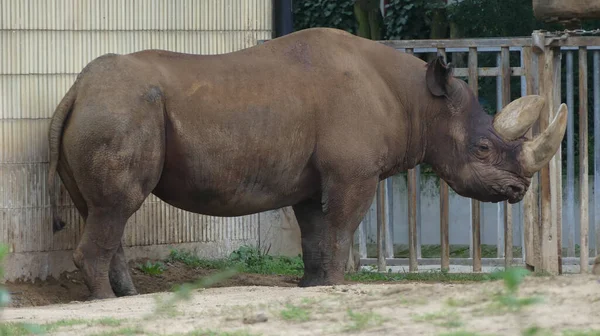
[229,245,304,276]
[279,303,311,322]
[383,0,434,40]
[292,0,357,34]
[492,267,542,312]
[0,244,10,308]
[136,261,166,276]
[0,244,45,335]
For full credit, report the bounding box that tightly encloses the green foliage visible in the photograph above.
[167,249,231,270]
[344,309,385,331]
[136,261,166,276]
[228,246,304,276]
[347,269,503,282]
[383,0,440,40]
[0,245,9,307]
[490,267,542,312]
[292,0,357,34]
[279,303,311,322]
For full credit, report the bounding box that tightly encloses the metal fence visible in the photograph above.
[355,31,600,275]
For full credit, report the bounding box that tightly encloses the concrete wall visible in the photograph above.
[0,0,274,281]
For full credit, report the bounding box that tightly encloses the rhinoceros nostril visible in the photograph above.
[509,185,523,195]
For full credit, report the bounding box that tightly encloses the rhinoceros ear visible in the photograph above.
[426,56,452,97]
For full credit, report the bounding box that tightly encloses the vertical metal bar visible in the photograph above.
[438,47,450,272]
[579,47,589,273]
[468,47,481,272]
[566,51,576,258]
[496,52,505,259]
[405,47,419,269]
[377,180,387,272]
[594,50,600,257]
[501,46,513,268]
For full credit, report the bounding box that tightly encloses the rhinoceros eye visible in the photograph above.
[474,138,492,158]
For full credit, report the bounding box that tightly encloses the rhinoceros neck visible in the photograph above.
[378,57,448,177]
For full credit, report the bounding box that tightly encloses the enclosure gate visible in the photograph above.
[353,30,600,275]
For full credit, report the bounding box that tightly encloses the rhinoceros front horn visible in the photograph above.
[493,95,546,141]
[520,103,568,175]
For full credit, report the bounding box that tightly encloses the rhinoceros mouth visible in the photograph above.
[490,184,527,204]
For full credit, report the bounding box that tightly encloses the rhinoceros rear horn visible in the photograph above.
[520,103,568,175]
[492,95,545,141]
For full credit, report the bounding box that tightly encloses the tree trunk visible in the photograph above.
[427,3,449,62]
[533,0,600,21]
[354,0,384,40]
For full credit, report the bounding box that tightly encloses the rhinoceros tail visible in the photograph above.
[48,82,77,233]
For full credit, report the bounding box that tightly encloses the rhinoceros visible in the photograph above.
[47,27,567,300]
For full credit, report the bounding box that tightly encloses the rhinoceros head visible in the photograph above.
[423,56,567,204]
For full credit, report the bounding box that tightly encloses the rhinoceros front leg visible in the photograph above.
[109,243,138,297]
[292,178,378,287]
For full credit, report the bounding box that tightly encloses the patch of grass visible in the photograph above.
[562,330,600,336]
[492,267,542,312]
[137,261,167,276]
[166,249,233,270]
[438,332,486,336]
[0,322,44,336]
[167,246,304,276]
[445,297,480,307]
[522,325,550,336]
[96,318,124,327]
[413,310,463,329]
[228,246,303,276]
[280,303,311,322]
[366,243,523,259]
[346,269,504,283]
[43,318,88,331]
[182,330,262,336]
[344,309,384,332]
[89,326,146,336]
[154,268,239,317]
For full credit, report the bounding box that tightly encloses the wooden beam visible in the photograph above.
[579,47,590,273]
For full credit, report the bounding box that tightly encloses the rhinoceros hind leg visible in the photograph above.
[109,244,138,297]
[293,178,378,287]
[73,212,128,300]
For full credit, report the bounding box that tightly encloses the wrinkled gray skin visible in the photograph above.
[47,28,565,300]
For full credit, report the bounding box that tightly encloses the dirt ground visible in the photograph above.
[2,270,600,335]
[3,260,301,308]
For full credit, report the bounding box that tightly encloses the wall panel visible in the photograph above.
[0,1,272,279]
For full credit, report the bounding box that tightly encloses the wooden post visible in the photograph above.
[377,180,387,272]
[579,47,589,273]
[408,169,418,272]
[523,46,541,271]
[438,48,450,273]
[501,46,513,268]
[405,47,419,273]
[440,180,450,272]
[468,47,482,272]
[538,40,562,275]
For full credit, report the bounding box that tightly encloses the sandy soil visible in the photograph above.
[3,260,300,308]
[2,273,600,336]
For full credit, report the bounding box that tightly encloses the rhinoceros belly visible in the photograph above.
[151,110,320,217]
